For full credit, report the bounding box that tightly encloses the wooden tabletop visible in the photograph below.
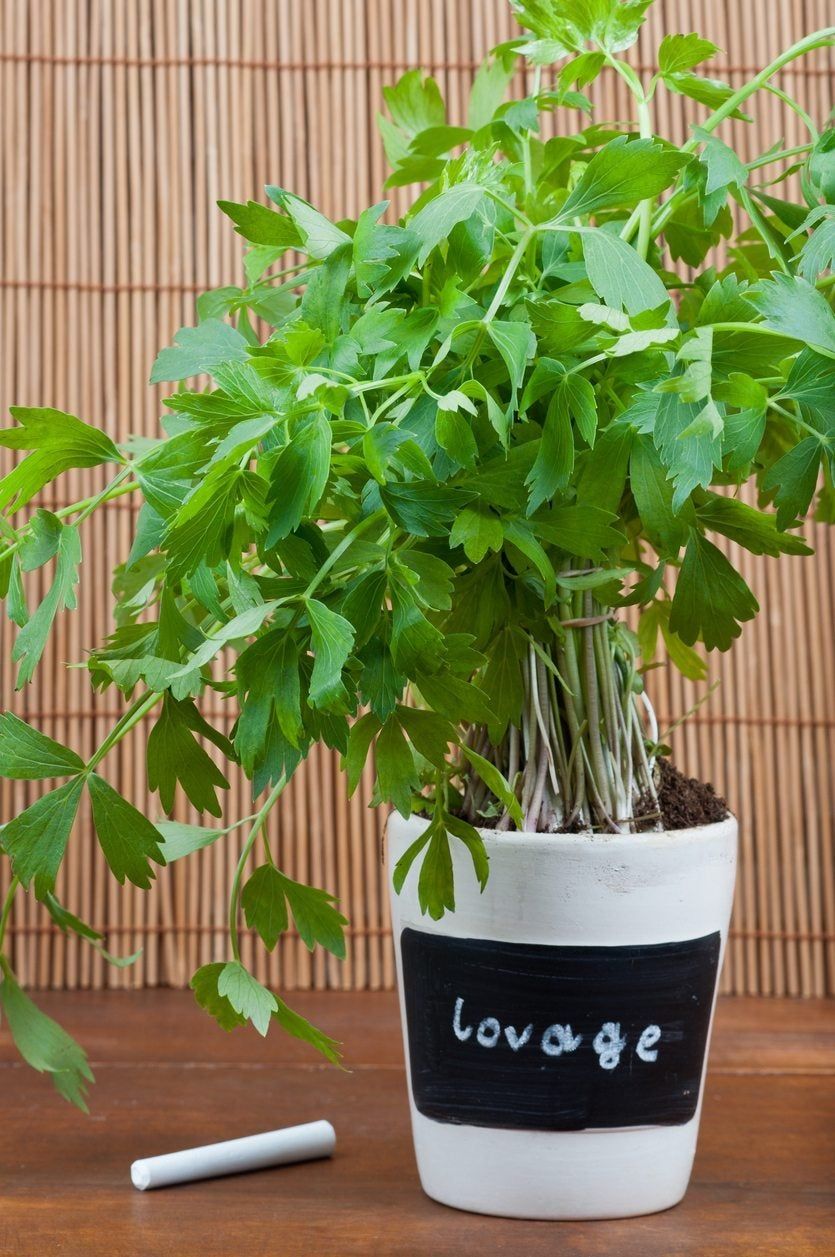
[1,991,832,1256]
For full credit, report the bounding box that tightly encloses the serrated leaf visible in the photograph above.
[449,507,504,562]
[12,522,81,688]
[409,184,486,265]
[0,968,94,1110]
[154,820,227,862]
[146,696,230,817]
[557,136,689,221]
[306,599,356,711]
[763,437,823,529]
[88,773,165,889]
[460,745,523,827]
[273,996,342,1064]
[375,717,419,817]
[241,865,290,950]
[670,531,758,651]
[749,274,835,358]
[658,33,719,75]
[583,230,672,316]
[1,776,85,897]
[0,712,85,780]
[149,320,249,384]
[217,961,278,1037]
[0,409,120,514]
[281,876,348,958]
[191,963,248,1030]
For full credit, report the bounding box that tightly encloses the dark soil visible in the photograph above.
[636,757,728,831]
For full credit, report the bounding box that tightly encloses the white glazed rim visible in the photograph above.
[388,811,737,855]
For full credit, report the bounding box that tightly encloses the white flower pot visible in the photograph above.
[388,813,737,1220]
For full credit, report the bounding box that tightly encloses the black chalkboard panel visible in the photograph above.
[401,927,721,1131]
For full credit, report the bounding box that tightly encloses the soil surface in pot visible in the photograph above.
[636,757,728,830]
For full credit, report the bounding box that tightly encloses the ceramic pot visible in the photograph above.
[388,813,737,1220]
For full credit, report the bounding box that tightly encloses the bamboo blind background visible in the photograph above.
[0,0,833,998]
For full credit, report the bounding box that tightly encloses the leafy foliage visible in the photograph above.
[1,0,833,1103]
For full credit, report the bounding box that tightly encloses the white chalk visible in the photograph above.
[130,1120,336,1191]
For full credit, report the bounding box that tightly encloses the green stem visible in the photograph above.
[0,876,20,955]
[651,28,834,239]
[686,28,835,145]
[228,775,287,961]
[483,231,532,323]
[85,692,162,774]
[301,508,387,602]
[0,477,140,567]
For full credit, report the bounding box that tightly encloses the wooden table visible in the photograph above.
[1,991,832,1256]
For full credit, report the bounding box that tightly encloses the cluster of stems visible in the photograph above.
[460,589,659,834]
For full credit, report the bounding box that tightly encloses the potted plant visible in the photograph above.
[1,0,833,1220]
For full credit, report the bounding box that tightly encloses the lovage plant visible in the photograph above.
[1,0,833,1108]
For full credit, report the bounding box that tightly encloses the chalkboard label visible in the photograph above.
[401,928,721,1131]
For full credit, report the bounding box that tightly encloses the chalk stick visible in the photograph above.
[130,1120,336,1191]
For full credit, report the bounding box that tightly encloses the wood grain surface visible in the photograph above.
[1,992,832,1256]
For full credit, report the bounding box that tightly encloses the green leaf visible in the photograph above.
[557,136,689,221]
[468,48,516,129]
[241,865,290,950]
[273,996,342,1064]
[12,522,81,688]
[446,814,491,889]
[658,33,719,74]
[629,437,689,554]
[696,494,812,556]
[749,274,835,358]
[0,968,94,1110]
[154,820,227,863]
[281,876,348,959]
[486,321,537,396]
[343,711,382,794]
[449,507,504,562]
[460,745,523,827]
[409,184,486,264]
[763,437,823,530]
[217,199,303,249]
[583,230,672,316]
[0,712,85,779]
[511,0,651,57]
[190,962,247,1031]
[0,409,120,513]
[149,319,249,384]
[481,627,527,742]
[217,961,278,1037]
[266,413,331,544]
[383,69,445,136]
[306,599,356,711]
[381,481,470,537]
[535,505,625,559]
[418,818,455,919]
[395,707,455,769]
[525,388,574,512]
[780,350,835,417]
[661,70,751,121]
[670,531,759,651]
[266,187,351,259]
[164,465,241,581]
[375,717,419,817]
[88,772,165,889]
[1,777,84,897]
[146,697,230,817]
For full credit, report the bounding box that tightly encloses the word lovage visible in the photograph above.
[452,998,662,1071]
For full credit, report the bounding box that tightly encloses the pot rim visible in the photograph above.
[387,810,737,854]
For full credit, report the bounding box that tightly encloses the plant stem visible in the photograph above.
[85,692,162,774]
[228,775,287,961]
[483,231,532,323]
[0,876,20,955]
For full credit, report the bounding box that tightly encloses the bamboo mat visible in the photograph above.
[0,1,832,997]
